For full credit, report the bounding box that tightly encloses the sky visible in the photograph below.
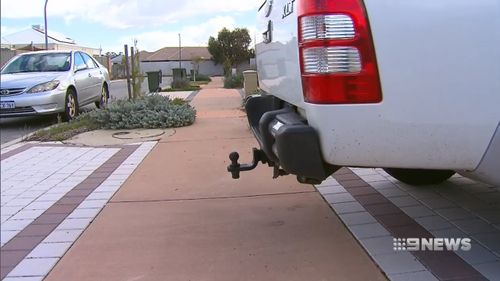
[0,0,262,54]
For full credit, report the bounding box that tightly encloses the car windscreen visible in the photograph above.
[1,53,71,74]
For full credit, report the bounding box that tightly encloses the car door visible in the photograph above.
[73,52,94,105]
[80,52,103,101]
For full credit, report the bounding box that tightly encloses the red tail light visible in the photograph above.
[298,0,382,104]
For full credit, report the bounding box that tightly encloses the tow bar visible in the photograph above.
[227,148,288,179]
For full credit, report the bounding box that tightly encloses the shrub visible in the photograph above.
[190,74,211,82]
[28,114,99,141]
[162,84,200,92]
[88,94,196,129]
[171,97,187,106]
[224,73,244,89]
[171,79,191,89]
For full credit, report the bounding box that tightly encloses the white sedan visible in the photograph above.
[0,50,110,120]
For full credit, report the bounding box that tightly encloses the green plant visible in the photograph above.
[240,89,264,112]
[171,97,187,105]
[208,27,253,75]
[190,74,211,82]
[190,81,209,86]
[248,89,263,96]
[191,56,203,81]
[131,49,145,99]
[224,73,244,89]
[161,85,200,92]
[27,95,196,141]
[28,114,99,141]
[88,94,196,129]
[171,79,191,89]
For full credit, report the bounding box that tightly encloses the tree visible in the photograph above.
[131,49,144,99]
[208,27,253,75]
[191,56,203,82]
[105,51,118,58]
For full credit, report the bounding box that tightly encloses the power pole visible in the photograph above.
[178,33,182,69]
[44,0,49,50]
[124,44,132,100]
[130,46,136,98]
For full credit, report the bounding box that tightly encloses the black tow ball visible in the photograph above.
[227,148,268,179]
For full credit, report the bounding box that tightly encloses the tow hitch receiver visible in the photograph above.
[227,148,268,179]
[227,95,338,184]
[227,148,290,179]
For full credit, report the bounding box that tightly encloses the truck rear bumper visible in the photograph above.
[245,95,337,182]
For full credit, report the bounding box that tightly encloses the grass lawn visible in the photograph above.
[27,115,98,142]
[161,83,201,92]
[190,81,209,86]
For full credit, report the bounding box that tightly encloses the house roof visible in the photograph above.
[141,46,211,62]
[137,50,153,60]
[111,54,124,64]
[1,26,75,45]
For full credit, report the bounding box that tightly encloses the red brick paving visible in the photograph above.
[0,145,139,279]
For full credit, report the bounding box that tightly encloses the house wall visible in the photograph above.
[198,61,224,76]
[6,43,101,55]
[140,60,224,76]
[237,58,257,73]
[51,44,101,55]
[93,56,112,77]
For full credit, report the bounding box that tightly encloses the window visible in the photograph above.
[45,54,71,71]
[80,52,98,69]
[74,52,86,70]
[1,53,71,74]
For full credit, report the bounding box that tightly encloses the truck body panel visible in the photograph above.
[256,0,500,174]
[257,0,305,107]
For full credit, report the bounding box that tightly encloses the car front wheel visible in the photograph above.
[383,168,455,186]
[64,88,79,121]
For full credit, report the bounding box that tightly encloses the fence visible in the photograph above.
[0,49,28,67]
[111,64,127,80]
[93,55,113,78]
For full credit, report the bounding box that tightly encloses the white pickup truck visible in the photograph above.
[228,0,500,186]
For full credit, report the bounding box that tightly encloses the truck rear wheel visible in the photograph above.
[383,168,455,186]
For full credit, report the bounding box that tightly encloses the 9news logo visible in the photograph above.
[393,237,472,252]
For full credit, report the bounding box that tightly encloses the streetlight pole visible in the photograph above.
[44,0,49,50]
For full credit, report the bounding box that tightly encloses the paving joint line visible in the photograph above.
[108,190,318,204]
[160,136,255,143]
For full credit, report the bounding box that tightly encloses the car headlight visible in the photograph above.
[27,80,60,93]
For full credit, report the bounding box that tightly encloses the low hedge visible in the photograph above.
[224,74,244,89]
[88,94,196,129]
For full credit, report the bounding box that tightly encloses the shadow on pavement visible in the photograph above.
[0,115,59,144]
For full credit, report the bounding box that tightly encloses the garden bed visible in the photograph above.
[27,95,196,141]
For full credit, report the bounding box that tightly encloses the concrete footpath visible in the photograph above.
[44,78,386,281]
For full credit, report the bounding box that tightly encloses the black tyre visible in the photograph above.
[384,168,455,186]
[95,84,109,109]
[64,88,79,121]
